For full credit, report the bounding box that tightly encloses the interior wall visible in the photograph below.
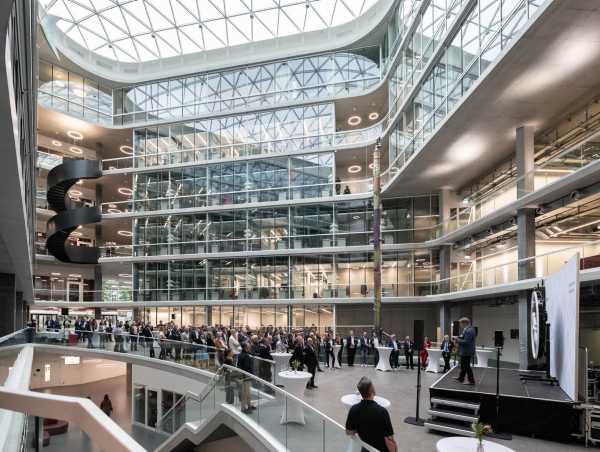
[472,302,520,364]
[131,364,206,396]
[30,355,126,389]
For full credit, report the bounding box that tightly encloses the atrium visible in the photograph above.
[2,0,600,451]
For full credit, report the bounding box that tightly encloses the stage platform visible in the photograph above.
[430,367,577,441]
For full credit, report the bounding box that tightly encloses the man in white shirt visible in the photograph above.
[228,329,241,354]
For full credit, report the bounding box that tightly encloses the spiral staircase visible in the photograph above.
[46,158,102,263]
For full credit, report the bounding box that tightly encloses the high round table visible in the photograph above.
[436,437,515,452]
[333,344,342,368]
[426,348,442,373]
[277,370,312,424]
[341,393,391,408]
[375,346,393,371]
[271,352,292,385]
[475,348,495,368]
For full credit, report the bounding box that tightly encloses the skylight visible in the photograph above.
[39,0,379,63]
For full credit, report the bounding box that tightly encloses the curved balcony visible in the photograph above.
[46,158,102,263]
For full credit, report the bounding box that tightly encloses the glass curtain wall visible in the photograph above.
[132,249,440,302]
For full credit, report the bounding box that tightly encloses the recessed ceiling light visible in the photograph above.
[118,187,133,196]
[368,112,379,121]
[118,230,133,237]
[118,273,132,277]
[120,145,134,155]
[107,208,121,214]
[368,163,374,169]
[68,273,82,278]
[348,165,361,173]
[52,140,62,147]
[70,231,82,237]
[108,203,117,208]
[76,179,83,185]
[51,272,61,276]
[67,131,83,140]
[69,190,82,197]
[70,146,83,155]
[347,115,362,126]
[352,215,361,220]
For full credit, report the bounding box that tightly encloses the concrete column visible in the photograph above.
[0,274,16,336]
[516,126,535,197]
[439,245,452,293]
[439,302,451,338]
[516,125,536,370]
[15,292,23,329]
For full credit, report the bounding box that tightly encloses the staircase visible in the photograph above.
[424,397,480,436]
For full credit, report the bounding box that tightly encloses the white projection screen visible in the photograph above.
[544,253,580,401]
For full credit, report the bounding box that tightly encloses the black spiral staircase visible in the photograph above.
[46,158,102,264]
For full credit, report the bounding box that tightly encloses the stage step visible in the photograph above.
[424,419,476,437]
[428,408,478,423]
[430,397,480,413]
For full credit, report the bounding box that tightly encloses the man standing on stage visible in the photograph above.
[453,317,476,385]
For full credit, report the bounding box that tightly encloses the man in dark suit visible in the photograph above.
[258,336,274,383]
[346,330,357,367]
[403,336,414,369]
[453,317,476,385]
[388,334,400,369]
[440,334,454,372]
[304,337,319,389]
[289,335,305,369]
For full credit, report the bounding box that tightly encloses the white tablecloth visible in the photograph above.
[271,352,292,385]
[436,437,515,452]
[426,348,442,373]
[333,344,342,368]
[340,393,391,408]
[476,349,495,368]
[376,346,393,371]
[278,370,312,424]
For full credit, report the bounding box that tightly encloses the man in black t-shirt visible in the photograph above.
[345,377,396,452]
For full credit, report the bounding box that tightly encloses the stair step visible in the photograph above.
[430,397,480,412]
[428,408,478,423]
[425,419,476,437]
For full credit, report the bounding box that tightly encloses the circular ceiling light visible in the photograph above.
[120,145,134,155]
[368,112,380,121]
[67,130,83,140]
[51,140,62,147]
[118,230,133,237]
[347,115,362,126]
[368,163,374,169]
[76,179,83,185]
[347,165,362,174]
[352,215,361,220]
[107,208,121,214]
[51,272,61,276]
[69,190,82,197]
[118,187,133,196]
[70,146,83,155]
[108,203,117,208]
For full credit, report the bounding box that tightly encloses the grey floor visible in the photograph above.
[301,364,589,452]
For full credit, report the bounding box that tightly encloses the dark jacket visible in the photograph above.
[440,340,454,354]
[303,345,318,369]
[457,326,476,357]
[237,350,254,374]
[289,344,305,368]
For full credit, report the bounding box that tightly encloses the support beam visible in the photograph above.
[0,274,16,336]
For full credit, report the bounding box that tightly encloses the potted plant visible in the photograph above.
[291,359,302,373]
[472,422,492,451]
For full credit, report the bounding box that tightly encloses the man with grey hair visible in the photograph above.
[453,317,476,385]
[346,377,396,451]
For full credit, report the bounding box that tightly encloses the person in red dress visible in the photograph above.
[420,337,432,369]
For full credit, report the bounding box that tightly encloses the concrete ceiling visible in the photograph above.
[385,0,600,195]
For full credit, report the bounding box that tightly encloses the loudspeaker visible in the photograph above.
[510,329,519,339]
[414,319,424,350]
[494,330,505,348]
[61,308,69,316]
[171,314,176,320]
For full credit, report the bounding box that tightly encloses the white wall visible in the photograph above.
[30,355,126,389]
[472,303,520,364]
[131,364,206,396]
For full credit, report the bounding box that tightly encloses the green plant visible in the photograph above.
[291,359,302,371]
[472,422,492,444]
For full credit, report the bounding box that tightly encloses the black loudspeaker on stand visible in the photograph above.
[404,347,425,427]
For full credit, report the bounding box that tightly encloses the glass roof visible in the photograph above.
[39,0,379,63]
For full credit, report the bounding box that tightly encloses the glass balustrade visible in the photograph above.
[156,364,377,452]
